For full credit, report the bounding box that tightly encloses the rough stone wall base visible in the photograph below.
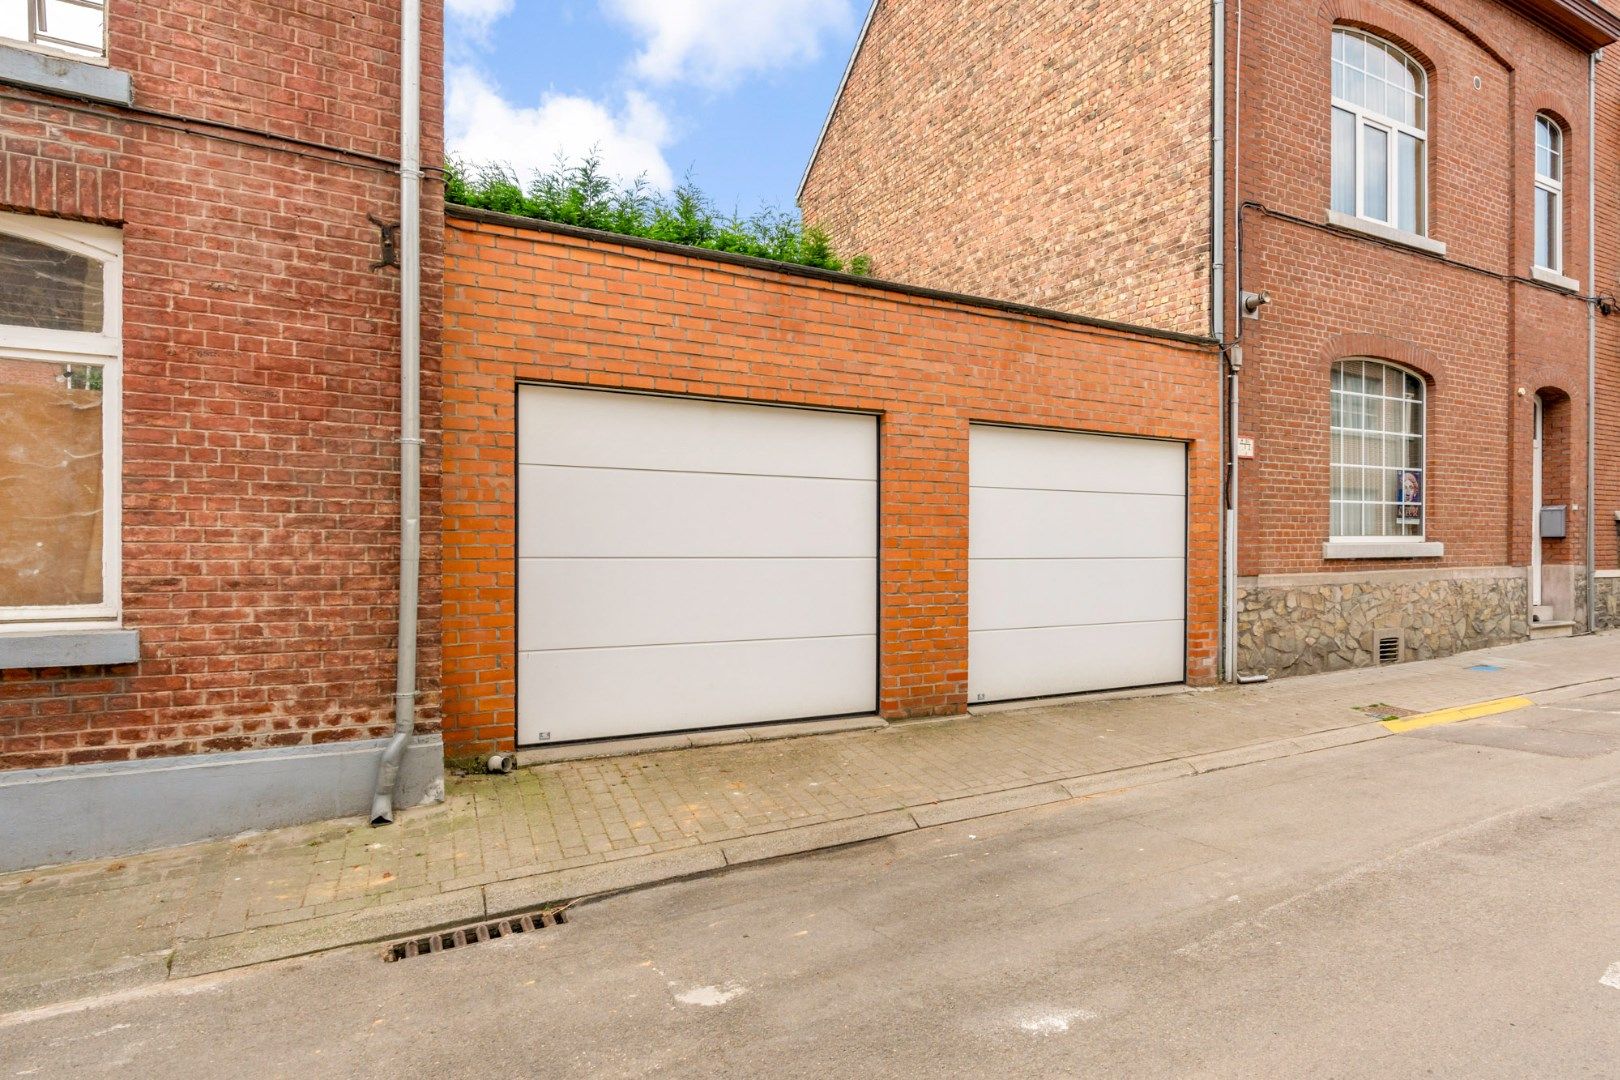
[1597,575,1620,629]
[1238,572,1529,679]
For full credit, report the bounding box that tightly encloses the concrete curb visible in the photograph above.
[140,719,1412,987]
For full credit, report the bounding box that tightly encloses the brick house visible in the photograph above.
[0,0,442,868]
[801,0,1620,679]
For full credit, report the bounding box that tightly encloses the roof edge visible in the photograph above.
[446,204,1219,349]
[795,0,882,206]
[1503,0,1620,50]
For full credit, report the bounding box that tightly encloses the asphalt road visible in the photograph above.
[8,687,1620,1078]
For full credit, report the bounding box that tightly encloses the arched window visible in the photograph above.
[0,212,122,623]
[1534,114,1563,273]
[1331,359,1426,540]
[1331,28,1427,235]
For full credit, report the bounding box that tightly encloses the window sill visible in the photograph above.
[1323,540,1445,560]
[1325,210,1447,257]
[0,42,130,106]
[0,627,140,670]
[1530,265,1581,293]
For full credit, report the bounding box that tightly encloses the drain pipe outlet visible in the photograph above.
[372,0,423,826]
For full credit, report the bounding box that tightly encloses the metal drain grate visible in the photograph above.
[384,906,570,962]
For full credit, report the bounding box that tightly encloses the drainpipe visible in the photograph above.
[1214,0,1236,682]
[371,0,423,826]
[1587,49,1599,634]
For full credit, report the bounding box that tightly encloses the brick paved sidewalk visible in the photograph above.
[3,632,1617,1014]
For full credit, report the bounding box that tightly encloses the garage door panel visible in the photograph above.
[969,558,1184,632]
[518,635,876,743]
[517,386,877,745]
[969,622,1186,702]
[519,557,876,651]
[970,488,1185,560]
[970,425,1185,495]
[519,465,877,559]
[518,385,876,480]
[969,424,1186,703]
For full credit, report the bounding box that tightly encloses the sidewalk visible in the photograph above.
[3,632,1617,1014]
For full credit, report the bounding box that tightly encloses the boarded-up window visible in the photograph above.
[0,358,104,607]
[0,232,104,333]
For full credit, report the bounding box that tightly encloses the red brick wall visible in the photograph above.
[804,0,1602,593]
[439,212,1223,758]
[799,0,1213,336]
[0,0,444,769]
[1229,0,1593,579]
[1596,55,1620,586]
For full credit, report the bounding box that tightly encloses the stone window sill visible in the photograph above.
[0,42,131,106]
[1325,210,1447,257]
[1322,540,1445,560]
[0,628,140,669]
[1530,265,1581,293]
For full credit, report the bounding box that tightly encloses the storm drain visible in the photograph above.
[384,906,570,962]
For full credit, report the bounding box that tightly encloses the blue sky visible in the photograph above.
[444,1,868,217]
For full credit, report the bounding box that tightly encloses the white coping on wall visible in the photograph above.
[1241,564,1523,589]
[1325,210,1447,256]
[1531,265,1581,293]
[1322,540,1445,560]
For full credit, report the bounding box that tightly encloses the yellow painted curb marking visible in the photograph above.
[1381,696,1535,734]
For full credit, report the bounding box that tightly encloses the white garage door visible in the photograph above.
[517,386,878,745]
[969,424,1186,704]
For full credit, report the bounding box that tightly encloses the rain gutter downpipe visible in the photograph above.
[1587,49,1599,634]
[1214,0,1238,683]
[372,0,423,826]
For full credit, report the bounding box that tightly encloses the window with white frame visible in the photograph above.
[1331,28,1428,235]
[1534,114,1563,274]
[0,0,107,60]
[1331,359,1426,540]
[0,212,122,625]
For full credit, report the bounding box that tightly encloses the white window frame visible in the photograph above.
[1534,114,1563,275]
[1,0,109,64]
[1331,28,1428,237]
[1329,358,1428,545]
[0,211,122,628]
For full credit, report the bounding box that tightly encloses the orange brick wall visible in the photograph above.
[440,210,1223,758]
[798,0,1213,337]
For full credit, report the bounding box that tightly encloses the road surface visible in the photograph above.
[7,686,1620,1077]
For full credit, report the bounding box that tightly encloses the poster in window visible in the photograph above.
[1396,469,1423,525]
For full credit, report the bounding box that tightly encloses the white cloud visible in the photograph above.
[446,66,676,189]
[445,0,513,35]
[603,0,858,87]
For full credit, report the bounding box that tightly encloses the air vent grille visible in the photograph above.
[1375,633,1403,665]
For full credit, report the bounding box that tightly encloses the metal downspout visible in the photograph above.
[1214,0,1235,683]
[372,0,423,826]
[1587,50,1599,634]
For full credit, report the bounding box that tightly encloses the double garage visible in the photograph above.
[516,384,1188,746]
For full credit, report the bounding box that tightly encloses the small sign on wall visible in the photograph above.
[1236,437,1256,460]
